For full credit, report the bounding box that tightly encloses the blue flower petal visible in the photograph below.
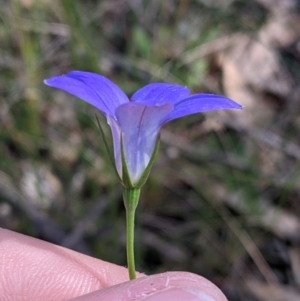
[44,71,129,118]
[163,94,244,123]
[116,102,173,183]
[131,83,190,106]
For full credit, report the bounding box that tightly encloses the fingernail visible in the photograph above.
[141,287,216,301]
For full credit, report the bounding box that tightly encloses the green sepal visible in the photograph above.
[120,133,134,188]
[134,137,160,188]
[95,114,122,182]
[120,134,160,189]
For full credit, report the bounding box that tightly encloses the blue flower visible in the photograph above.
[44,71,243,187]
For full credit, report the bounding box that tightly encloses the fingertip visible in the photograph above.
[0,228,135,300]
[68,272,228,301]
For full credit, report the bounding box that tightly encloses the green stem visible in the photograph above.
[123,188,141,280]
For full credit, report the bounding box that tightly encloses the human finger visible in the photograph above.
[68,271,228,301]
[0,228,139,300]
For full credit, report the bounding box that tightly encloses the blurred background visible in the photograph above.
[1,0,300,300]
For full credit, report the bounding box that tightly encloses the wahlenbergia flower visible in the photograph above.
[44,70,243,280]
[44,71,243,187]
